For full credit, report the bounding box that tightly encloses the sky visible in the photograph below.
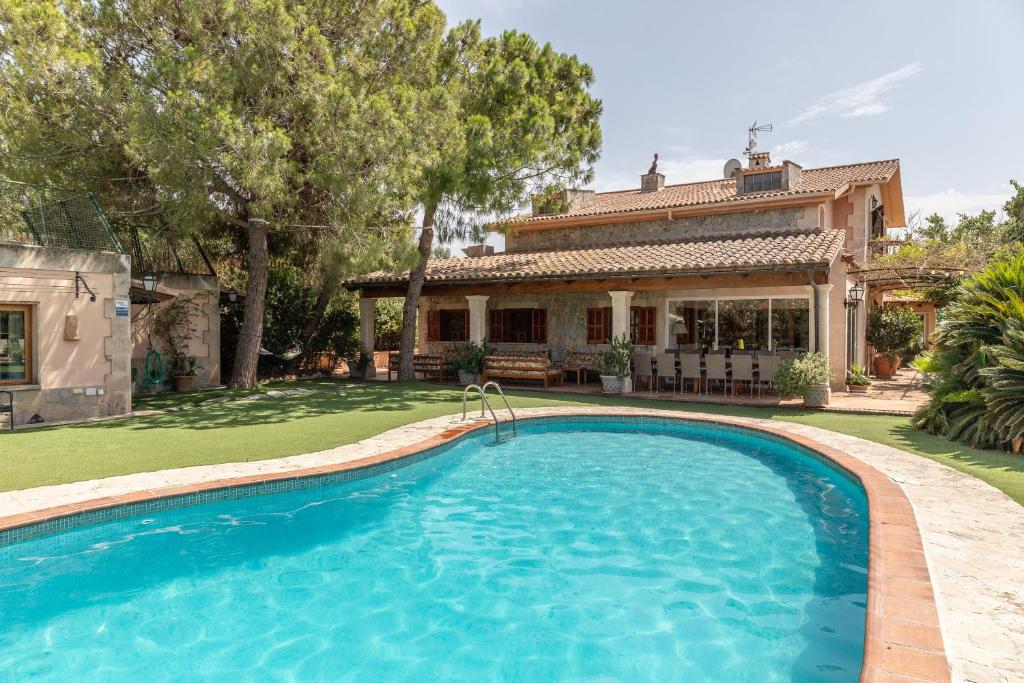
[434,0,1023,252]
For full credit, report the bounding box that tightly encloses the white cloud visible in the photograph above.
[790,62,924,124]
[905,187,1009,224]
[770,140,809,158]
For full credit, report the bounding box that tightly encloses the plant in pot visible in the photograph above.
[865,306,923,379]
[774,352,834,407]
[599,334,635,395]
[153,294,203,392]
[170,354,202,392]
[345,352,373,380]
[447,341,489,385]
[845,363,872,393]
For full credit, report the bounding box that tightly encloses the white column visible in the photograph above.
[358,297,376,378]
[465,295,489,344]
[814,283,833,359]
[608,290,634,341]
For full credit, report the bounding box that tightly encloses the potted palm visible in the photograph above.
[599,334,634,395]
[846,363,872,393]
[774,352,834,407]
[866,306,923,379]
[446,341,489,385]
[171,355,202,392]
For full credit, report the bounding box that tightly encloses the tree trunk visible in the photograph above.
[299,278,334,369]
[397,203,437,380]
[229,217,270,388]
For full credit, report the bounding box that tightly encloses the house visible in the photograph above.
[349,148,907,389]
[0,182,222,427]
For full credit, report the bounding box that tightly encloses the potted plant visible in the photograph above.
[446,341,489,385]
[865,306,923,379]
[599,334,635,395]
[171,355,202,392]
[774,352,834,407]
[345,352,373,380]
[845,363,872,393]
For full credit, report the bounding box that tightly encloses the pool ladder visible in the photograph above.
[462,381,517,441]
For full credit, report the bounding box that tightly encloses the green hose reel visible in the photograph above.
[142,349,165,389]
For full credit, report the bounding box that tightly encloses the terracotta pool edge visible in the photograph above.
[0,412,950,683]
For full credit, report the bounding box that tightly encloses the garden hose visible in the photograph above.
[143,349,164,388]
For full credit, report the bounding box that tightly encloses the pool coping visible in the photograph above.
[0,409,951,683]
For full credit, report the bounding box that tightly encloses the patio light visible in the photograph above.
[844,282,864,308]
[228,288,238,303]
[141,273,158,293]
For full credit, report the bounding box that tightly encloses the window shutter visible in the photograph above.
[427,310,440,342]
[603,307,612,343]
[631,306,656,346]
[531,309,547,344]
[462,311,470,341]
[489,309,505,343]
[586,308,600,345]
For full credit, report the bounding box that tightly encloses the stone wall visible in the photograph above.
[505,205,817,253]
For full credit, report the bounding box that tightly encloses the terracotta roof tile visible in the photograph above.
[349,229,846,287]
[503,159,899,225]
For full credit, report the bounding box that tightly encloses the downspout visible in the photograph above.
[807,270,819,352]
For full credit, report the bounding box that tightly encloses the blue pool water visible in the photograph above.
[0,418,868,681]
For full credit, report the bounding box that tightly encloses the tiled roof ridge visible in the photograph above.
[583,158,899,198]
[499,228,838,257]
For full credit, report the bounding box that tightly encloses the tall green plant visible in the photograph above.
[912,248,1024,451]
[865,306,922,362]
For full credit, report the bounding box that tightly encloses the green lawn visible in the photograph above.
[3,379,1022,505]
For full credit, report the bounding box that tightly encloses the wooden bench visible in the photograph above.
[482,355,562,388]
[387,353,446,382]
[562,351,602,385]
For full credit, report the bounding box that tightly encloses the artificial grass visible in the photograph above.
[2,379,1021,506]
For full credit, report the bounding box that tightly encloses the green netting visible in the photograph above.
[0,181,123,254]
[114,218,215,277]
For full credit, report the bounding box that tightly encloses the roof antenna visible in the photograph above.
[745,121,773,157]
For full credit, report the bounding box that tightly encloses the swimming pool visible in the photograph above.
[0,416,868,681]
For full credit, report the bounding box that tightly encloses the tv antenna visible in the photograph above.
[745,121,773,156]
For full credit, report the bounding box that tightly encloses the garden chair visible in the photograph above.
[705,353,729,396]
[679,353,701,394]
[655,353,678,393]
[757,353,781,394]
[730,354,755,397]
[632,352,654,392]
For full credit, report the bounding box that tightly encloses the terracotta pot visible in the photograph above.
[872,355,900,379]
[458,370,481,386]
[172,375,195,392]
[847,384,869,393]
[803,383,831,407]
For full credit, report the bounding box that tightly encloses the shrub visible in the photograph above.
[445,341,490,374]
[846,363,871,386]
[600,334,634,378]
[865,306,922,361]
[912,247,1024,451]
[774,352,834,398]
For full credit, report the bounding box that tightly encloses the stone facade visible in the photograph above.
[505,206,815,253]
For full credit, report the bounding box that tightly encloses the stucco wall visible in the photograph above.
[0,243,131,426]
[504,205,818,252]
[131,273,221,392]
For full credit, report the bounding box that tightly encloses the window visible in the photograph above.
[667,297,810,352]
[630,307,656,346]
[742,171,782,193]
[718,299,769,350]
[818,206,826,228]
[771,298,810,351]
[426,309,469,342]
[668,300,715,350]
[586,307,611,345]
[0,304,32,384]
[489,308,546,344]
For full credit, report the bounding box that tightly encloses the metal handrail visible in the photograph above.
[481,381,516,434]
[462,384,502,440]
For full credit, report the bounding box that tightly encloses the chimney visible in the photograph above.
[640,152,665,193]
[530,189,596,216]
[748,151,771,169]
[462,244,495,258]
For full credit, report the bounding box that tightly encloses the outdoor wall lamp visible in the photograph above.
[228,288,238,303]
[844,282,864,308]
[141,273,158,293]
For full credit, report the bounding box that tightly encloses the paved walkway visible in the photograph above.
[1,406,1020,682]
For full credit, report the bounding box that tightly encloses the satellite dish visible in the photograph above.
[723,159,742,178]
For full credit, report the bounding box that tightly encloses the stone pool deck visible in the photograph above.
[1,406,1022,682]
